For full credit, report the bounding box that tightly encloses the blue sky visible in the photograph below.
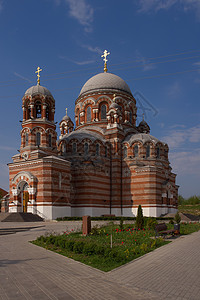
[0,0,200,198]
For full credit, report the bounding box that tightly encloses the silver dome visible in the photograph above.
[79,72,132,96]
[24,85,53,98]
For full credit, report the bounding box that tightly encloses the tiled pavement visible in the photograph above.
[0,221,200,300]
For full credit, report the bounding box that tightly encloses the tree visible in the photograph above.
[135,205,144,229]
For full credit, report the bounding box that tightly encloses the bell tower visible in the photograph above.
[20,67,57,160]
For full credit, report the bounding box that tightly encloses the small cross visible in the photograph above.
[35,66,42,85]
[101,50,110,72]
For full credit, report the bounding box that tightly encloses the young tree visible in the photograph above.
[135,205,144,229]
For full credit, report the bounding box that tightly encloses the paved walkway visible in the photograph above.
[0,221,200,300]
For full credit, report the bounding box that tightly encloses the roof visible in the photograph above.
[0,188,8,197]
[79,72,132,96]
[24,85,53,98]
[124,133,165,146]
[60,129,106,144]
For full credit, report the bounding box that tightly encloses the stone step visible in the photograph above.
[0,212,44,222]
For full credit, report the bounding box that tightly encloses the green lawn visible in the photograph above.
[31,222,200,272]
[178,204,200,216]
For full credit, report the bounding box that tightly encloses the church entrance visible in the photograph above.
[20,182,29,213]
[23,191,29,212]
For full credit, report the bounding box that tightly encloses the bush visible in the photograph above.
[95,244,106,255]
[146,217,158,230]
[73,241,85,254]
[65,240,75,251]
[135,205,144,229]
[58,237,66,249]
[83,242,97,256]
[169,219,174,225]
[119,218,124,231]
[175,211,181,224]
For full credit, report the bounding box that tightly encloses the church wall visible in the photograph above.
[8,156,71,219]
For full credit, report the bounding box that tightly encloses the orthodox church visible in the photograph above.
[7,51,178,220]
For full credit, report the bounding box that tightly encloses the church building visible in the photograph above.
[8,51,178,220]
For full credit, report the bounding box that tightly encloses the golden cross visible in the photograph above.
[101,50,110,72]
[35,66,42,85]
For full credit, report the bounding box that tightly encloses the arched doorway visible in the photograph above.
[18,182,29,213]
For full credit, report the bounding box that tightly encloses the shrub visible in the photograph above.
[58,237,66,249]
[175,211,181,224]
[119,218,124,231]
[140,243,148,252]
[135,205,144,229]
[95,244,106,255]
[65,240,75,251]
[169,219,174,225]
[73,241,85,254]
[83,242,97,256]
[146,217,158,230]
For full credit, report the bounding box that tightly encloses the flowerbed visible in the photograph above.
[31,222,200,272]
[32,223,167,271]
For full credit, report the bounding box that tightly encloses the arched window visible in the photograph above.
[84,142,89,155]
[36,132,41,146]
[96,144,100,156]
[28,107,31,119]
[72,142,77,154]
[79,113,81,125]
[156,146,160,158]
[105,146,108,157]
[86,107,91,122]
[46,105,49,120]
[134,145,138,157]
[124,146,127,158]
[101,105,107,120]
[146,145,150,158]
[48,134,52,147]
[62,143,66,154]
[25,133,28,146]
[36,102,42,118]
[129,111,132,123]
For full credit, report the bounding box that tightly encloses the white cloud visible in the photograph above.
[162,124,200,148]
[137,0,200,20]
[167,81,182,98]
[81,44,102,54]
[65,0,94,32]
[170,149,200,175]
[0,146,16,151]
[59,55,95,65]
[135,50,156,72]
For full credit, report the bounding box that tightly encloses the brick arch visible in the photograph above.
[21,127,31,135]
[96,95,112,106]
[32,126,46,134]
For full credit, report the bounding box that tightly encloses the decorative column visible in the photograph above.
[80,112,85,124]
[27,187,37,214]
[22,106,26,121]
[51,108,55,121]
[30,104,34,118]
[43,104,47,119]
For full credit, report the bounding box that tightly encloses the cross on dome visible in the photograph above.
[35,66,42,85]
[101,50,110,73]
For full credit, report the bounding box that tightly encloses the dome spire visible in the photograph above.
[101,50,110,73]
[35,66,42,85]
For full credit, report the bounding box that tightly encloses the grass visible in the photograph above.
[178,195,200,216]
[178,204,200,216]
[31,222,200,272]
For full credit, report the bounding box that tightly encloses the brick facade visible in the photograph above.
[8,72,178,219]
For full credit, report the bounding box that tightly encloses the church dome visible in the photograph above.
[79,72,132,97]
[24,85,53,98]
